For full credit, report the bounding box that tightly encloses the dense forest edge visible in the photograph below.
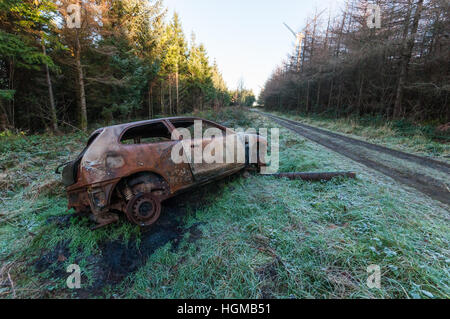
[0,0,448,141]
[259,0,449,130]
[0,0,255,134]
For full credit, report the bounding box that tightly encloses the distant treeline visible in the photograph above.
[0,0,255,133]
[260,0,449,123]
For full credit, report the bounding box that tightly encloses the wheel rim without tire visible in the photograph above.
[125,193,161,227]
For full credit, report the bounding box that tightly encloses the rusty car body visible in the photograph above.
[58,117,267,228]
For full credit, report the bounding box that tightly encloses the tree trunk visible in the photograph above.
[8,59,14,129]
[358,75,364,116]
[39,105,49,131]
[0,108,7,131]
[41,40,59,133]
[169,76,172,115]
[148,82,153,119]
[267,171,356,181]
[393,0,424,119]
[176,68,179,115]
[301,30,308,73]
[335,0,349,58]
[160,81,165,115]
[309,13,317,64]
[316,67,322,109]
[316,80,321,110]
[75,30,87,131]
[328,79,334,110]
[337,84,343,116]
[306,80,310,113]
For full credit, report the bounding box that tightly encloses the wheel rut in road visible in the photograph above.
[257,111,450,206]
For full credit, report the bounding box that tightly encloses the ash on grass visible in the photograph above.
[30,177,236,298]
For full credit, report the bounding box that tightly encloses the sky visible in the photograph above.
[163,0,344,98]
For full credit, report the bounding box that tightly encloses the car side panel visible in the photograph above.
[119,141,194,193]
[181,135,246,181]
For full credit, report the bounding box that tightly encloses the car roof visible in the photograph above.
[91,117,223,135]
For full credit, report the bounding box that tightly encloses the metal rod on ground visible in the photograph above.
[265,172,356,181]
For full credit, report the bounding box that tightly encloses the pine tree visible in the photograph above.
[0,0,56,130]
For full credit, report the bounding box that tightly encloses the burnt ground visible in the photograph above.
[258,111,450,206]
[32,174,241,298]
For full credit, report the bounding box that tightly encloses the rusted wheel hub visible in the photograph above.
[125,193,161,226]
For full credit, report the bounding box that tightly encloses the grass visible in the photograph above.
[0,107,448,299]
[263,110,450,160]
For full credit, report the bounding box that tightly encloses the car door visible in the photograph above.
[169,119,245,181]
[119,120,194,190]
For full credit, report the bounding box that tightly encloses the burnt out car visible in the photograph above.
[57,117,267,228]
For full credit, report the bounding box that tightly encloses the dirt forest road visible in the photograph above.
[256,110,450,206]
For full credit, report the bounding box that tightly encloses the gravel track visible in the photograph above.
[257,111,450,206]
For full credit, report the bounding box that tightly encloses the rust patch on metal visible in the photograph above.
[59,117,267,228]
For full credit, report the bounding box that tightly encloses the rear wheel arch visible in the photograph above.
[110,171,171,207]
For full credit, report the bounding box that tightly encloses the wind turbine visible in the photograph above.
[284,9,326,72]
[283,22,305,72]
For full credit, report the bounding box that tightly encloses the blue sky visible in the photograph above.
[163,0,343,97]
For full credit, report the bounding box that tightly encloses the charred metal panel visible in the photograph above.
[62,117,267,228]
